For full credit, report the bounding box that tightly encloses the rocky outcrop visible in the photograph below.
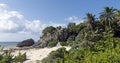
[32,38,47,48]
[35,28,70,48]
[40,28,69,42]
[17,39,35,47]
[56,28,69,42]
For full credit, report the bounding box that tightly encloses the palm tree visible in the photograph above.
[86,13,95,31]
[100,7,117,29]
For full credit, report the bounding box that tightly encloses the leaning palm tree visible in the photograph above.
[100,7,117,30]
[85,13,95,31]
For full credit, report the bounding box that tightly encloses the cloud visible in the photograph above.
[0,4,44,41]
[24,20,44,34]
[65,16,84,24]
[0,3,43,34]
[0,4,66,34]
[0,4,7,9]
[0,20,19,32]
[0,4,66,41]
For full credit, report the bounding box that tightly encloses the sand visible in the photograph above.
[11,46,71,63]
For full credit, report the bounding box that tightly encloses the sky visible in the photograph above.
[0,0,120,42]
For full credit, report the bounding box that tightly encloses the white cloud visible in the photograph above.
[0,20,19,32]
[65,16,84,24]
[0,4,25,33]
[0,3,43,34]
[25,20,43,33]
[0,4,45,41]
[0,4,7,9]
[0,3,67,41]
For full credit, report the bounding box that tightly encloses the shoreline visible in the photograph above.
[1,46,71,63]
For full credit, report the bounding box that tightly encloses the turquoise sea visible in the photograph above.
[0,42,19,48]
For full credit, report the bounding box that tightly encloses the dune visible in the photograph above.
[11,46,71,63]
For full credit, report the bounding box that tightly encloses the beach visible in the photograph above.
[0,42,71,63]
[10,46,71,63]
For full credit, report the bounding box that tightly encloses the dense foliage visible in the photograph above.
[42,26,56,34]
[0,49,26,63]
[47,40,58,47]
[42,7,120,63]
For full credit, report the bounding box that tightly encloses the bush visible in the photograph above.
[42,33,120,63]
[60,42,68,46]
[42,26,56,34]
[42,47,68,63]
[47,40,58,47]
[0,47,26,63]
[0,51,13,63]
[41,57,50,63]
[13,52,26,63]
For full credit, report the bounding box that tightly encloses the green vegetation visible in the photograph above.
[0,47,26,63]
[42,47,68,63]
[42,7,120,63]
[42,33,120,63]
[42,26,56,34]
[47,40,58,47]
[13,52,26,63]
[0,50,13,63]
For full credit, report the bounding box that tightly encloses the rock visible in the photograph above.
[56,28,69,42]
[67,35,76,41]
[17,39,35,47]
[40,42,47,48]
[40,28,69,43]
[33,39,47,48]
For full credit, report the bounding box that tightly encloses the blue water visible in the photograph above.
[0,42,19,48]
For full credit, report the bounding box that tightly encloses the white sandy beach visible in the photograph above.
[11,46,71,63]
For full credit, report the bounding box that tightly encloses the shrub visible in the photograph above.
[42,47,68,63]
[60,42,68,46]
[47,40,58,47]
[0,51,13,63]
[13,52,26,63]
[0,47,26,63]
[42,26,56,34]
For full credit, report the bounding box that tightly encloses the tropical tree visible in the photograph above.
[100,7,117,29]
[85,13,96,31]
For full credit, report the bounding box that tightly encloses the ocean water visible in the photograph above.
[0,42,19,48]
